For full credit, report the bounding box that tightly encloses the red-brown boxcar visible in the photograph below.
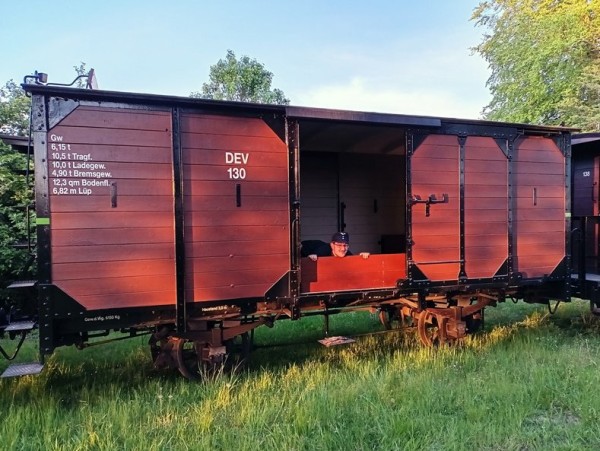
[1,79,573,378]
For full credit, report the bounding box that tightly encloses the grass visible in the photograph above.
[1,299,600,450]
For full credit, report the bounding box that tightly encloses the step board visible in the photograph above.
[1,362,44,378]
[7,280,37,289]
[5,321,35,332]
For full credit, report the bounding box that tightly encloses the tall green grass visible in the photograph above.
[1,300,600,450]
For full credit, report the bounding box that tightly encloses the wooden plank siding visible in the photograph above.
[300,254,406,293]
[48,106,175,309]
[464,136,508,279]
[513,136,566,278]
[181,113,290,302]
[411,135,460,281]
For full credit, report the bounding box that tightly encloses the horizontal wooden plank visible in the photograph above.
[52,242,174,264]
[188,267,288,289]
[515,185,565,198]
[187,285,268,302]
[184,195,289,212]
[187,239,289,258]
[57,274,175,296]
[413,247,460,261]
[48,161,172,180]
[55,106,171,131]
[52,227,173,246]
[184,164,287,182]
[465,159,507,174]
[52,259,174,281]
[514,208,565,221]
[182,134,284,153]
[68,291,175,310]
[513,161,564,175]
[465,197,508,210]
[50,195,174,213]
[186,180,288,197]
[411,170,458,186]
[465,244,508,260]
[51,211,174,229]
[181,114,279,138]
[185,225,289,242]
[184,147,287,166]
[465,222,507,236]
[464,185,508,197]
[414,263,460,282]
[50,125,172,147]
[516,221,565,233]
[186,210,289,227]
[300,254,406,293]
[465,234,507,247]
[515,173,565,186]
[412,222,460,235]
[188,254,288,274]
[465,258,507,278]
[47,144,172,164]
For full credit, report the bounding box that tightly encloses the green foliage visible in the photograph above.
[0,80,35,300]
[0,141,34,296]
[191,50,290,105]
[0,80,31,136]
[472,0,600,130]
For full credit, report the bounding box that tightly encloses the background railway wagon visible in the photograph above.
[571,132,600,311]
[3,83,572,377]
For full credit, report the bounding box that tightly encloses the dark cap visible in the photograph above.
[331,232,349,244]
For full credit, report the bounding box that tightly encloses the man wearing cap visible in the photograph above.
[307,232,369,261]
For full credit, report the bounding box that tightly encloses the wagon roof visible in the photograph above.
[22,83,574,133]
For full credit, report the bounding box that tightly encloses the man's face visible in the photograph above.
[330,241,349,258]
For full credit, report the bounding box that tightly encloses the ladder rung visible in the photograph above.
[1,363,44,378]
[4,321,35,332]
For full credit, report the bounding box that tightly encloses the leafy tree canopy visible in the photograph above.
[0,79,30,136]
[191,50,290,105]
[472,0,600,130]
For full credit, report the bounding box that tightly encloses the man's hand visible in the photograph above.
[308,254,318,261]
[360,252,370,259]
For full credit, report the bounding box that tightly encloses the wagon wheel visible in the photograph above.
[378,309,393,330]
[174,338,204,380]
[148,328,174,370]
[378,307,407,330]
[417,310,449,347]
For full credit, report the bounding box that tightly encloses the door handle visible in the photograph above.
[410,193,448,217]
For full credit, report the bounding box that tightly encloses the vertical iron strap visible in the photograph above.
[458,136,467,281]
[172,107,187,333]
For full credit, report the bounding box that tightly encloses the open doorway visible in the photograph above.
[296,119,407,293]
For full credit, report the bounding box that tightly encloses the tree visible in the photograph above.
[0,79,30,136]
[471,0,600,130]
[191,50,290,105]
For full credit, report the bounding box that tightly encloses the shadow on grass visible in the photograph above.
[2,298,599,406]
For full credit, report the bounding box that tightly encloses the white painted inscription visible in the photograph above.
[225,151,248,179]
[49,133,113,196]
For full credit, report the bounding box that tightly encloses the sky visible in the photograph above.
[1,0,491,120]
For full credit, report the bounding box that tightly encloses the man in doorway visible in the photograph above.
[306,232,370,261]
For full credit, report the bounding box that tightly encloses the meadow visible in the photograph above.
[1,299,600,450]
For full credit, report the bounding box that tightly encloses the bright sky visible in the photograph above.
[2,0,491,119]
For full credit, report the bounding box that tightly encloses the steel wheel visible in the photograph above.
[174,338,203,380]
[417,310,448,347]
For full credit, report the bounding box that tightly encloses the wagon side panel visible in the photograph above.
[48,105,176,310]
[514,136,566,278]
[464,136,508,279]
[181,113,290,302]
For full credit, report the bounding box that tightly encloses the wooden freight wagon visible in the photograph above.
[2,76,572,378]
[571,132,600,312]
